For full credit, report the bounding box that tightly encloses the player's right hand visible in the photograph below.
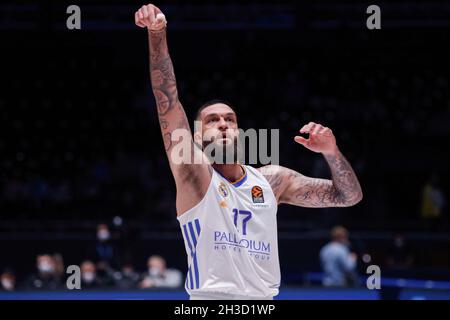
[134,3,167,30]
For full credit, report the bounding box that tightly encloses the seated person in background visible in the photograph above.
[386,234,414,270]
[24,254,62,290]
[1,269,16,291]
[80,260,106,289]
[53,253,65,282]
[112,263,141,289]
[139,255,182,289]
[320,226,358,287]
[94,261,116,287]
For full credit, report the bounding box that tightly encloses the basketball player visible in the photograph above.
[135,4,363,300]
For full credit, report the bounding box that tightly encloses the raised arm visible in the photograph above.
[135,4,211,214]
[259,122,363,208]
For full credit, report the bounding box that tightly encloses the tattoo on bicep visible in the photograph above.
[284,171,343,207]
[269,175,284,198]
[299,190,312,201]
[303,181,346,206]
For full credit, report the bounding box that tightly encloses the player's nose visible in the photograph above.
[217,117,228,131]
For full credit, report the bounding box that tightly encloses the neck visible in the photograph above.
[212,163,244,183]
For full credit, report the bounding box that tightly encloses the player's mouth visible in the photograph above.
[216,138,232,146]
[216,133,233,145]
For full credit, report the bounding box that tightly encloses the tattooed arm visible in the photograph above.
[258,122,362,207]
[135,4,211,215]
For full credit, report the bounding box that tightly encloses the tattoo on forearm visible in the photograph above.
[261,152,362,208]
[286,151,362,207]
[148,30,190,154]
[149,31,176,106]
[322,151,362,205]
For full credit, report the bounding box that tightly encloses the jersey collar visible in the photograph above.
[215,165,247,188]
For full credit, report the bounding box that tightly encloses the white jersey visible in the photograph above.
[177,165,280,299]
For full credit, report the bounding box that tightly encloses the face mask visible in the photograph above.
[1,279,14,290]
[123,269,132,276]
[82,272,95,283]
[149,267,163,277]
[38,262,55,273]
[97,230,110,241]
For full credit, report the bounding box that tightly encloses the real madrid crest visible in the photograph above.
[218,182,229,198]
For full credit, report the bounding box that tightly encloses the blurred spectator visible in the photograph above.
[53,253,65,281]
[95,261,116,288]
[24,254,62,290]
[1,270,16,291]
[87,223,121,270]
[138,255,182,289]
[421,173,446,221]
[113,264,140,290]
[110,216,136,269]
[80,260,105,289]
[386,234,414,269]
[320,226,359,287]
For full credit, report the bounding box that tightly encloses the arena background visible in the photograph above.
[0,0,449,300]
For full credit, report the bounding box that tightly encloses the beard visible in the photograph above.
[202,135,243,164]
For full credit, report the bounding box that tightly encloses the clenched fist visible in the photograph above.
[135,4,167,31]
[294,122,338,156]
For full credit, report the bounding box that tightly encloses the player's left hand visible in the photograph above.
[294,122,338,156]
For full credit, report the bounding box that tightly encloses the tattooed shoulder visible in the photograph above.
[258,165,287,200]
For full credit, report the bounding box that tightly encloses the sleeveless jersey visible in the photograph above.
[177,165,280,299]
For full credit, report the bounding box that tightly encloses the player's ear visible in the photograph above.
[193,119,203,145]
[193,130,202,145]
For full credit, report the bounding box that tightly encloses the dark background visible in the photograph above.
[0,0,449,289]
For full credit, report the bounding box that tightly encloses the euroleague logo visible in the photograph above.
[251,185,264,203]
